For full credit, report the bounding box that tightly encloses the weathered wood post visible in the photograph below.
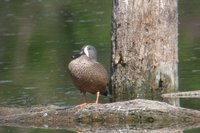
[110,0,178,103]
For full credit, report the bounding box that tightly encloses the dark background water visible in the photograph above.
[0,0,199,133]
[179,0,200,111]
[0,0,111,107]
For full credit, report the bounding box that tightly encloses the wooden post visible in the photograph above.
[110,0,178,103]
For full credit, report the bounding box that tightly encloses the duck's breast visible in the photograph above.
[68,56,108,93]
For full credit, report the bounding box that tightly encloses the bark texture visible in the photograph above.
[111,0,178,101]
[0,99,200,130]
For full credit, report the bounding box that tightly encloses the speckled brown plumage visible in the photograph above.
[68,55,108,94]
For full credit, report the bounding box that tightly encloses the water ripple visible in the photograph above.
[0,80,13,84]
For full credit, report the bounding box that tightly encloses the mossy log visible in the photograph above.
[0,99,200,131]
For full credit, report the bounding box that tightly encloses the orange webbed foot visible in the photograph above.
[75,102,88,108]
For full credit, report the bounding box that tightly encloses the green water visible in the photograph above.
[0,0,199,132]
[0,0,111,107]
[179,0,200,111]
[0,126,72,133]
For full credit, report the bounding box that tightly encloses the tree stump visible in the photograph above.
[110,0,178,103]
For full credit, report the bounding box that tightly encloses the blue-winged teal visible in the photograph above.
[68,45,108,106]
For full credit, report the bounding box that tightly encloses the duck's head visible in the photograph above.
[72,45,97,61]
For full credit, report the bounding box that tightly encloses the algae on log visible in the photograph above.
[0,99,200,129]
[110,0,178,102]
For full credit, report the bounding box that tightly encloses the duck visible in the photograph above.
[68,45,108,106]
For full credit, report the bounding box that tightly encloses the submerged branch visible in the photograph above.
[162,90,200,98]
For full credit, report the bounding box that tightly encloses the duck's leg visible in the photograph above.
[83,93,87,103]
[95,91,100,104]
[76,92,100,107]
[75,93,87,107]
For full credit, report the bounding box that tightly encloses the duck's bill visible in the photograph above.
[71,50,83,59]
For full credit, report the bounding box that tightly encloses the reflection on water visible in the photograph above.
[0,0,199,132]
[0,126,75,133]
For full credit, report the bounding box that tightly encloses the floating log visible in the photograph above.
[0,99,200,131]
